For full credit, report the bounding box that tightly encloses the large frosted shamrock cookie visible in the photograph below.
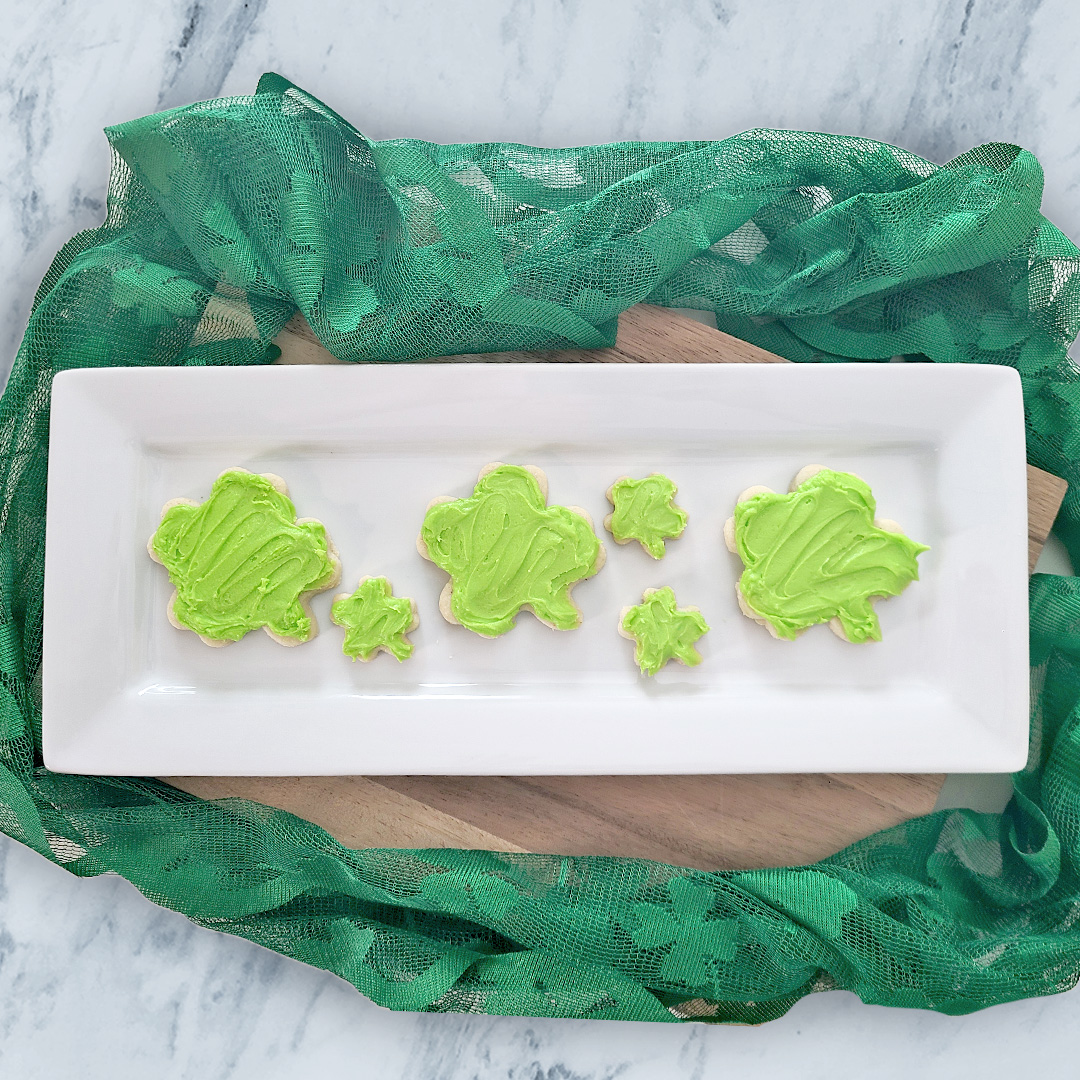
[331,576,419,662]
[604,473,687,559]
[148,468,341,647]
[723,465,928,643]
[417,463,605,637]
[619,587,709,676]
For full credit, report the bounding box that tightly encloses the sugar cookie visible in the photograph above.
[417,463,605,637]
[724,465,927,642]
[147,468,340,647]
[331,576,419,661]
[604,473,687,558]
[618,587,709,675]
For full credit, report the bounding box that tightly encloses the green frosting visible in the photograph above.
[420,464,602,637]
[607,474,687,558]
[620,587,709,676]
[331,577,417,662]
[149,469,338,643]
[732,468,929,642]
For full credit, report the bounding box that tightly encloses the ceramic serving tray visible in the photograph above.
[42,362,1028,775]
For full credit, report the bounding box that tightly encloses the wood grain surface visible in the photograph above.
[163,305,1066,871]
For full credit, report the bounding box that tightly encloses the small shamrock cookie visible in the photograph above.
[148,468,341,647]
[619,587,709,676]
[417,463,605,637]
[604,473,688,558]
[331,576,419,662]
[723,465,929,643]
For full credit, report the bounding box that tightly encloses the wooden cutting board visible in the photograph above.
[164,305,1067,871]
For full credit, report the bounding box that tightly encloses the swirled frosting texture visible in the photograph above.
[733,469,928,642]
[331,577,417,661]
[620,587,709,676]
[150,470,338,643]
[608,474,687,558]
[420,465,602,636]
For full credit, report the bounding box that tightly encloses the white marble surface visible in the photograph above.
[2,832,1079,1079]
[4,0,1080,1074]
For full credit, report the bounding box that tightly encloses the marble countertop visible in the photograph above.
[4,1,1080,1074]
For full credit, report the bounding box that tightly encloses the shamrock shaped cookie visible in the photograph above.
[331,576,419,662]
[148,468,341,646]
[619,587,709,676]
[417,463,605,637]
[605,473,688,558]
[724,465,928,642]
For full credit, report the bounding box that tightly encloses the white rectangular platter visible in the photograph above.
[43,362,1029,776]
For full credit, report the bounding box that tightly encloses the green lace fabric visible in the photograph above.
[3,73,1080,1023]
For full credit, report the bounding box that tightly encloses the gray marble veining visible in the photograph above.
[3,1,1080,1074]
[2,833,1079,1078]
[5,0,1080,394]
